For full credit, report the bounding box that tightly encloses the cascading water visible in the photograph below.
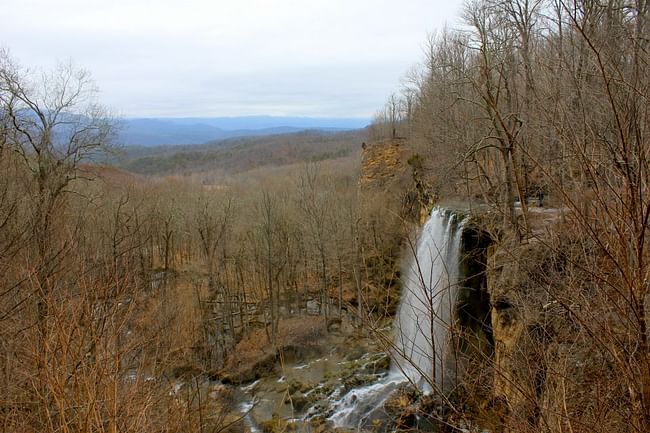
[392,208,465,391]
[329,208,466,429]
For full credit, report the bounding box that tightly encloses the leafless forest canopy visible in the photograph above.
[1,0,650,432]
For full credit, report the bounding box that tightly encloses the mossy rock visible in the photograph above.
[307,412,328,426]
[306,391,323,404]
[342,374,381,391]
[319,383,333,395]
[287,379,312,395]
[289,392,310,411]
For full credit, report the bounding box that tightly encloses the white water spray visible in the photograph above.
[329,208,465,428]
[392,208,465,391]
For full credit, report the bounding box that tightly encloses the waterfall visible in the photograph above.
[391,208,465,391]
[329,208,465,428]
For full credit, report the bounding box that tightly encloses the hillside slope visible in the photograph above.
[118,130,366,176]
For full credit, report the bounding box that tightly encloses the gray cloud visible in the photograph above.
[2,0,463,117]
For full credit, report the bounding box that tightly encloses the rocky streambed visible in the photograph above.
[233,329,393,432]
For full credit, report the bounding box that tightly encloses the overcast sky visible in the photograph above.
[1,0,464,118]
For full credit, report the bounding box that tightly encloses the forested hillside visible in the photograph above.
[117,130,365,177]
[367,0,650,432]
[0,50,412,432]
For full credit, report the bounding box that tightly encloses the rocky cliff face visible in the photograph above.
[360,139,433,224]
[360,139,407,190]
[481,213,627,433]
[486,236,552,429]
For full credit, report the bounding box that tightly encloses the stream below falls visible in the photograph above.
[235,208,466,432]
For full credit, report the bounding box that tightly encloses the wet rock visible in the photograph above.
[319,382,333,395]
[280,344,324,364]
[289,392,310,411]
[359,353,390,374]
[342,374,381,391]
[287,379,311,394]
[326,318,343,332]
[384,387,420,431]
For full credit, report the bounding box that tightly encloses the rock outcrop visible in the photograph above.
[360,138,433,223]
[487,236,553,428]
[481,214,628,433]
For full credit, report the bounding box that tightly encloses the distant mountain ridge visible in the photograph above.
[118,116,369,146]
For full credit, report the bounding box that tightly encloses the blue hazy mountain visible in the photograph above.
[118,116,369,146]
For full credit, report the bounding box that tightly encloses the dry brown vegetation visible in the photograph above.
[0,49,419,432]
[117,130,364,179]
[369,0,650,432]
[3,0,648,431]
